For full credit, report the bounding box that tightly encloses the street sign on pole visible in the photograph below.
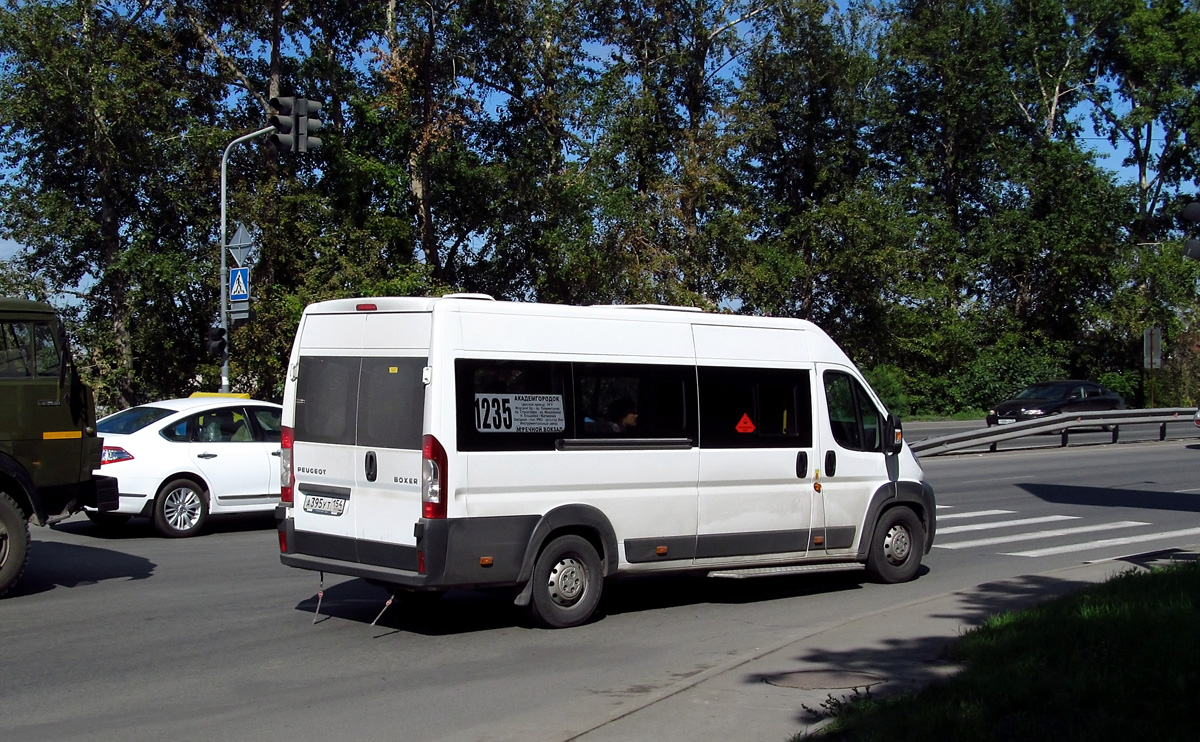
[227,223,254,267]
[230,267,250,303]
[1143,326,1162,370]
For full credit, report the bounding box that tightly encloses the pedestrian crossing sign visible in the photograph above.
[230,267,250,302]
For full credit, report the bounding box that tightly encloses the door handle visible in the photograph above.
[795,451,808,479]
[824,450,837,477]
[365,450,378,482]
[197,453,218,459]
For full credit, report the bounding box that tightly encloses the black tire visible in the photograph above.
[865,507,924,584]
[528,534,603,629]
[153,478,208,538]
[85,510,132,529]
[0,491,31,598]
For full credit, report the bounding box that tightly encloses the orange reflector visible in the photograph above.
[814,482,822,493]
[356,303,378,311]
[43,430,83,440]
[480,556,494,567]
[813,536,824,546]
[655,546,668,556]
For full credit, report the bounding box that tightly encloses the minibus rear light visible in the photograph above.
[422,434,448,519]
[280,425,295,504]
[356,303,378,311]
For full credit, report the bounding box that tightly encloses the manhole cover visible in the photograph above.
[764,671,887,690]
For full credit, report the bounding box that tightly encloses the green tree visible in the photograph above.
[0,1,227,407]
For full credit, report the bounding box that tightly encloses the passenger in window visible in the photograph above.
[607,398,638,433]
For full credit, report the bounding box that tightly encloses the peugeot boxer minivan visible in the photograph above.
[276,295,935,628]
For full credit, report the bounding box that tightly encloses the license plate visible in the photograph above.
[997,418,1016,425]
[303,494,346,516]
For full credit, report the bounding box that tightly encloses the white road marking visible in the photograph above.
[936,509,1014,521]
[934,521,1149,550]
[938,515,1078,535]
[1003,527,1200,557]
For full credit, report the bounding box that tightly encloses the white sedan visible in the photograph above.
[89,397,283,537]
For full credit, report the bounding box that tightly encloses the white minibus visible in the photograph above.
[276,295,935,628]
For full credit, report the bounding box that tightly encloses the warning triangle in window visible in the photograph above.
[735,414,756,433]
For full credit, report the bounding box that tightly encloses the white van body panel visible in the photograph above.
[277,296,935,622]
[692,324,817,566]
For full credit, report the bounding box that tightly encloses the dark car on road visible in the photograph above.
[986,380,1125,427]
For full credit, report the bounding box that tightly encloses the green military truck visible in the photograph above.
[0,297,118,597]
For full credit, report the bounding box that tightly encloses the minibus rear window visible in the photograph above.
[358,357,425,450]
[296,356,426,449]
[295,357,360,445]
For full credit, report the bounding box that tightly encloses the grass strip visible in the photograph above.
[808,560,1200,741]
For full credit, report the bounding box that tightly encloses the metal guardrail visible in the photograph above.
[908,407,1197,456]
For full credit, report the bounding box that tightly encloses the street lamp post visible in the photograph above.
[219,126,274,392]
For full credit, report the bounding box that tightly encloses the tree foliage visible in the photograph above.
[2,0,1200,411]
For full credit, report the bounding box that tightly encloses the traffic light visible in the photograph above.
[269,96,324,153]
[204,327,227,357]
[1183,202,1200,261]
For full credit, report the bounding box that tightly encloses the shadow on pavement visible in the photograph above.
[743,571,1114,727]
[1020,481,1200,514]
[52,511,277,540]
[6,540,155,598]
[296,566,918,637]
[293,578,524,636]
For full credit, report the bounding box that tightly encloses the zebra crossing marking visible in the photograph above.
[934,521,1148,550]
[1002,527,1200,557]
[937,515,1077,535]
[936,509,1014,521]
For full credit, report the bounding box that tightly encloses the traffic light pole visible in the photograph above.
[219,126,274,392]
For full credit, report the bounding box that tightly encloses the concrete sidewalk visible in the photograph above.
[569,552,1188,742]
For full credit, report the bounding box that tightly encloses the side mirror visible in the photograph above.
[885,414,904,455]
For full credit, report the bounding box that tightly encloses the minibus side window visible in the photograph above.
[698,367,813,448]
[456,359,570,451]
[573,363,696,440]
[823,371,883,453]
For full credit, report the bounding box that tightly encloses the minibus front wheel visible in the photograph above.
[865,506,924,584]
[528,534,604,629]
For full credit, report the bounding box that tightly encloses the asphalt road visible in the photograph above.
[4,433,1200,742]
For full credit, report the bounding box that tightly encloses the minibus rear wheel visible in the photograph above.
[529,534,603,629]
[865,506,923,583]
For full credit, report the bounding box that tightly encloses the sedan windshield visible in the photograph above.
[1014,384,1067,401]
[98,406,175,434]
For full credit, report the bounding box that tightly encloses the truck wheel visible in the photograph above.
[153,478,208,538]
[865,506,924,584]
[0,491,31,598]
[528,534,603,629]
